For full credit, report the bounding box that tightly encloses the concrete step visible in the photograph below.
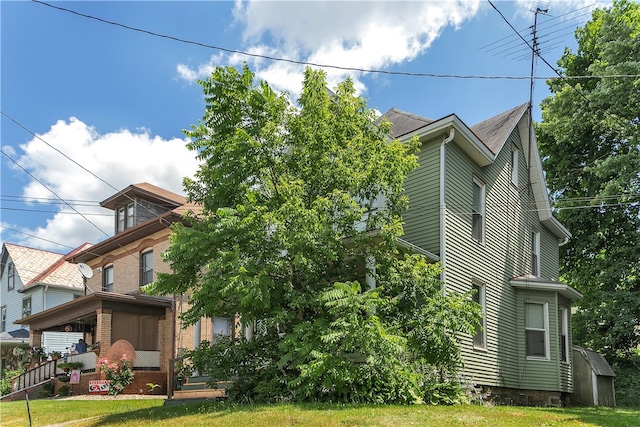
[181,382,209,391]
[165,388,226,406]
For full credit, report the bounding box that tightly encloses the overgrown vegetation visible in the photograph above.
[0,367,23,396]
[147,65,481,404]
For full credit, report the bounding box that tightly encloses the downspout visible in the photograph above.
[440,128,455,286]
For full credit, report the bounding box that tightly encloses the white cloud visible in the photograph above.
[7,117,199,251]
[177,1,482,96]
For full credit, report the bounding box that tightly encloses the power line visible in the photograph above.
[1,207,111,216]
[1,148,112,239]
[30,0,639,82]
[1,110,179,229]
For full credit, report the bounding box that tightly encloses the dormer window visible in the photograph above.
[116,202,135,233]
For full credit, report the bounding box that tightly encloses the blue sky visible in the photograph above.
[1,0,609,253]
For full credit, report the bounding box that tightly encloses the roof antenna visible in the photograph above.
[77,263,94,295]
[527,1,549,193]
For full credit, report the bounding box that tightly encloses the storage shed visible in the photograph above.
[572,346,616,406]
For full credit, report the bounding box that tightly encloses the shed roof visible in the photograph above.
[574,346,616,377]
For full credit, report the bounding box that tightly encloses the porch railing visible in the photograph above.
[12,360,57,392]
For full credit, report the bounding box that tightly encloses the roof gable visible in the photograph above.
[2,243,89,290]
[470,103,528,154]
[2,243,64,286]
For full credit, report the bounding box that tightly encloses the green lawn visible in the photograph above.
[0,399,638,427]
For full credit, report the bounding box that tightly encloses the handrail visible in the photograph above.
[167,356,191,399]
[12,360,58,392]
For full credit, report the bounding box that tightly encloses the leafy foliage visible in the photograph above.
[147,65,481,404]
[537,0,639,403]
[0,368,23,396]
[97,354,134,396]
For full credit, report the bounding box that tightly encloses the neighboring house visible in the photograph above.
[381,103,581,405]
[14,183,208,395]
[0,243,88,374]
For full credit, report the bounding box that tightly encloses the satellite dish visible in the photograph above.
[77,263,94,279]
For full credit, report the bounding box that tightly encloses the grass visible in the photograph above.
[0,399,639,427]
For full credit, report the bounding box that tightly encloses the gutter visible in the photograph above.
[440,128,455,285]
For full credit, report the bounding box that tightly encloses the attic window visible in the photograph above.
[116,202,135,233]
[511,146,519,186]
[7,262,15,291]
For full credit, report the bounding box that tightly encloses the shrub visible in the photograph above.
[97,354,134,396]
[0,368,23,396]
[57,385,71,397]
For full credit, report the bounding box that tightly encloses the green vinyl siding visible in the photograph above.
[398,121,570,393]
[402,137,441,255]
[558,295,574,392]
[516,289,561,391]
[540,227,560,280]
[441,132,530,388]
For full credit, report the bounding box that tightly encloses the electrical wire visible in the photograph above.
[30,0,640,81]
[1,148,112,239]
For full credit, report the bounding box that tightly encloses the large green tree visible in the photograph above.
[537,0,639,403]
[147,65,480,404]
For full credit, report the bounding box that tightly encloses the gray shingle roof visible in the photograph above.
[470,103,529,154]
[574,346,616,377]
[379,108,435,139]
[381,103,529,155]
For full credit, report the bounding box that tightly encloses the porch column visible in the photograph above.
[365,254,376,289]
[30,329,43,348]
[158,307,173,372]
[95,308,112,358]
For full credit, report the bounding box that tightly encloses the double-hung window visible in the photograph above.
[525,301,549,359]
[22,297,32,318]
[1,305,6,332]
[212,317,232,343]
[472,283,486,349]
[140,250,153,287]
[531,231,540,277]
[7,263,15,291]
[559,307,569,363]
[511,146,519,186]
[103,265,114,292]
[116,202,135,233]
[472,177,486,243]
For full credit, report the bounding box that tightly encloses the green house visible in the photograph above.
[382,103,581,406]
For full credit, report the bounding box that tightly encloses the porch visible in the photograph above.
[11,291,174,397]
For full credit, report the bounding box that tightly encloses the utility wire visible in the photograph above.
[1,110,178,229]
[1,207,111,216]
[30,0,639,81]
[1,148,111,239]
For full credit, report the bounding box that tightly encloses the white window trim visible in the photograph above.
[525,301,550,360]
[103,265,114,292]
[531,231,540,277]
[140,250,154,287]
[472,282,487,350]
[472,176,486,244]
